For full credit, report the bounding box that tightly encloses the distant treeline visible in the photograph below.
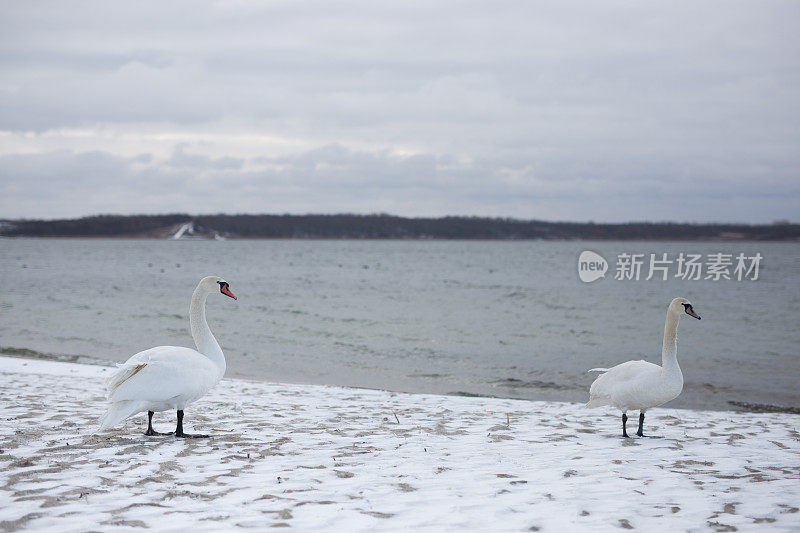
[1,213,799,240]
[0,214,190,237]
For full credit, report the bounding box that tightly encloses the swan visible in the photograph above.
[98,276,237,437]
[585,297,700,437]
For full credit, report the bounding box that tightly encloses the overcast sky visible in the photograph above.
[1,1,798,223]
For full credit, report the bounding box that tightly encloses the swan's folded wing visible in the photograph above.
[598,360,658,380]
[588,360,660,394]
[107,362,148,395]
[107,347,218,403]
[105,347,159,391]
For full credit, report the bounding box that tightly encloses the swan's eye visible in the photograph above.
[682,303,692,312]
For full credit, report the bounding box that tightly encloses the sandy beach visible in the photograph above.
[1,354,798,532]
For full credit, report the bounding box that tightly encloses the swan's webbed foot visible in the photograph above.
[144,428,173,436]
[621,413,630,438]
[174,430,210,438]
[144,411,172,436]
[173,410,209,439]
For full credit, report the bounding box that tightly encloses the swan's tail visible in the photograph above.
[97,401,146,432]
[584,396,608,408]
[585,368,611,408]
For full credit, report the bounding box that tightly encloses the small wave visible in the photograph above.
[54,335,92,342]
[447,391,496,398]
[542,302,579,311]
[0,346,113,367]
[341,317,376,324]
[131,313,183,320]
[727,401,800,414]
[490,377,574,391]
[503,291,528,299]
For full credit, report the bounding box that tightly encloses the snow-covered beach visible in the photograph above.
[1,355,798,532]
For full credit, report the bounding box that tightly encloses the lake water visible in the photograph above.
[1,238,798,410]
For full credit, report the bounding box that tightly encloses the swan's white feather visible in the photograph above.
[107,362,147,395]
[106,346,220,408]
[586,360,675,411]
[97,400,149,431]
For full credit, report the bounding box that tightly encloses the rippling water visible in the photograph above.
[1,238,798,410]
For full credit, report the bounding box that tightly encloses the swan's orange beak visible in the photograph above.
[221,285,237,300]
[685,307,700,320]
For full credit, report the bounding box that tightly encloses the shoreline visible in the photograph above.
[2,349,798,416]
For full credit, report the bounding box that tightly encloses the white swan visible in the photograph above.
[98,276,237,437]
[585,297,700,437]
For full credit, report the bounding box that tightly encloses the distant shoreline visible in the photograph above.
[2,213,799,240]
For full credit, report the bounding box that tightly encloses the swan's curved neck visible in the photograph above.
[661,311,681,375]
[189,286,226,377]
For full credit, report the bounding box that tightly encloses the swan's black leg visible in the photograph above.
[144,411,171,436]
[145,410,156,436]
[622,413,629,438]
[174,410,209,438]
[636,412,645,437]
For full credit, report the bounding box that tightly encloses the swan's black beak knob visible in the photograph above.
[218,282,237,300]
[683,304,700,320]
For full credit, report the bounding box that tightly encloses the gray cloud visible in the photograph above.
[166,146,244,170]
[0,1,798,222]
[2,146,797,222]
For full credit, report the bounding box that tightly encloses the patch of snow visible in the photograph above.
[0,355,798,532]
[171,222,194,240]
